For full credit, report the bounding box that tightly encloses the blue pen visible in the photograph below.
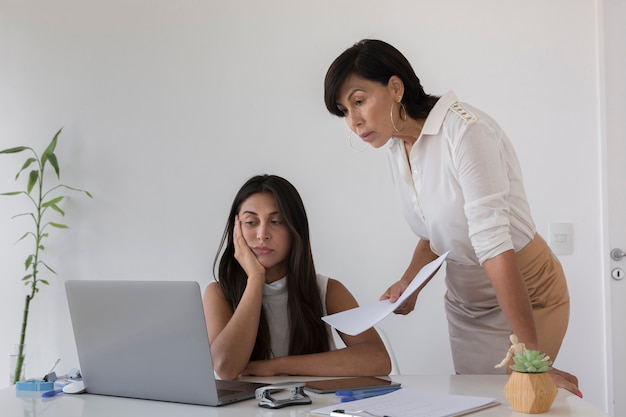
[42,389,64,398]
[335,385,400,397]
[338,387,401,402]
[331,411,392,417]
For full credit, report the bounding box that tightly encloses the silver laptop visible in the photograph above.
[65,280,266,406]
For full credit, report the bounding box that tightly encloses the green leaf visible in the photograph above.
[21,274,32,281]
[15,232,33,244]
[27,170,39,194]
[61,185,93,198]
[47,153,60,179]
[0,146,29,154]
[24,255,33,269]
[48,204,65,216]
[40,280,50,285]
[19,157,37,170]
[43,197,66,216]
[42,128,61,177]
[40,262,56,274]
[0,191,23,196]
[44,128,61,156]
[16,157,38,180]
[43,196,64,207]
[48,222,69,229]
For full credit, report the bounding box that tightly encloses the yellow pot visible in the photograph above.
[503,371,557,414]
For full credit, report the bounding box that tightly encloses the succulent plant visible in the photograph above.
[510,349,552,373]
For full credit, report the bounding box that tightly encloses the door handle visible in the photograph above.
[611,248,625,261]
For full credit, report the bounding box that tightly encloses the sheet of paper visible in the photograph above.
[311,387,499,417]
[322,252,447,336]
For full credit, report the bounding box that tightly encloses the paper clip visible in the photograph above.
[255,382,311,409]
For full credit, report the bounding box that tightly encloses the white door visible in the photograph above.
[602,1,626,416]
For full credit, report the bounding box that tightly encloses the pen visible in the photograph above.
[330,410,392,417]
[335,385,401,397]
[42,389,64,398]
[338,387,400,402]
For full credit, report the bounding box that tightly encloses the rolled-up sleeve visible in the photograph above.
[455,120,515,264]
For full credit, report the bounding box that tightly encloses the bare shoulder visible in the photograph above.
[326,277,349,292]
[325,277,358,315]
[203,281,227,304]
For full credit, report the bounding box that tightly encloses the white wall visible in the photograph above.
[0,0,608,411]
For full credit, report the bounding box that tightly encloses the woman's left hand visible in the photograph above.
[550,367,582,398]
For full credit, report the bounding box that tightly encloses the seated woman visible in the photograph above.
[203,174,391,380]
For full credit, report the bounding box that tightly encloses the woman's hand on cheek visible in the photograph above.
[234,216,266,280]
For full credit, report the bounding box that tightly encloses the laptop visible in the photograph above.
[65,280,266,406]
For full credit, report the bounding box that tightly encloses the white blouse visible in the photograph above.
[386,91,535,265]
[262,274,336,358]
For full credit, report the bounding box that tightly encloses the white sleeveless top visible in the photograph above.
[262,274,337,358]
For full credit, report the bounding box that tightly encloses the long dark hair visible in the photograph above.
[213,174,330,360]
[324,39,439,120]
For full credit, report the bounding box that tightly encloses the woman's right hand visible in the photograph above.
[550,367,582,398]
[380,239,435,315]
[380,279,418,315]
[233,215,266,280]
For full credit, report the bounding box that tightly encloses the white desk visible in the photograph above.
[1,375,608,417]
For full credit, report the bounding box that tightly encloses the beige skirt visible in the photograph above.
[444,234,570,374]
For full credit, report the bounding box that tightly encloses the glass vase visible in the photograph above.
[9,344,26,385]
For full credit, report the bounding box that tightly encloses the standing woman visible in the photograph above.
[323,39,581,396]
[203,174,390,380]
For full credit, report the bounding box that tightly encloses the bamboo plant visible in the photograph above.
[1,128,91,384]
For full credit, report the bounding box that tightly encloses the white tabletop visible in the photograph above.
[1,374,608,417]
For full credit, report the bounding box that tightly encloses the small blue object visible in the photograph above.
[335,386,401,397]
[42,388,64,398]
[336,386,401,402]
[15,379,54,392]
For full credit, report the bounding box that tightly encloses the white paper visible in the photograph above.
[322,252,447,336]
[311,387,498,417]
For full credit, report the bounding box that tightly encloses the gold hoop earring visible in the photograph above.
[390,102,407,133]
[347,130,367,153]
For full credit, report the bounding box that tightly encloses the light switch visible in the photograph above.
[549,222,573,255]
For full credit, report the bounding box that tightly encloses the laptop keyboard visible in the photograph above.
[216,379,264,397]
[216,380,249,395]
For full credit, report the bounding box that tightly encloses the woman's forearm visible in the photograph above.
[245,338,391,377]
[482,250,539,350]
[205,277,265,379]
[401,239,438,282]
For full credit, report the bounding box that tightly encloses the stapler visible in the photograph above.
[255,382,311,409]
